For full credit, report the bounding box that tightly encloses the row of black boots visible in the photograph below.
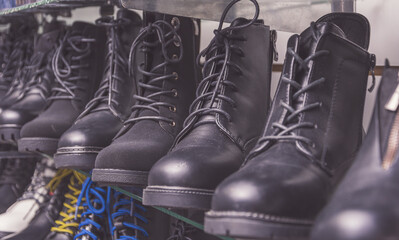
[0,0,397,239]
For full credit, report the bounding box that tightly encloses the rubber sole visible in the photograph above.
[54,150,99,170]
[143,186,214,210]
[92,168,149,187]
[204,211,312,240]
[18,137,59,155]
[0,125,21,144]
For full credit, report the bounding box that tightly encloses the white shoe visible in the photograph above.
[0,158,56,239]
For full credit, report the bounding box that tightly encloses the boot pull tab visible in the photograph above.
[271,30,279,61]
[368,53,376,92]
[385,71,399,112]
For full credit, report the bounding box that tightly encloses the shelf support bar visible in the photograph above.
[331,0,355,12]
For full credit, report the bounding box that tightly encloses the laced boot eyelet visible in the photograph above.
[171,89,178,97]
[171,17,180,29]
[172,54,178,60]
[170,121,176,127]
[169,106,177,112]
[172,72,179,81]
[311,142,316,148]
[173,36,181,47]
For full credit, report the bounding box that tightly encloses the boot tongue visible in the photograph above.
[292,22,346,109]
[34,21,64,53]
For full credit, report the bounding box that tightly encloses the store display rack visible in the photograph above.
[0,1,356,239]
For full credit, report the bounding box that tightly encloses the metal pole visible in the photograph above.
[331,0,355,12]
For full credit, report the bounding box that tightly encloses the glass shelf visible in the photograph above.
[0,0,109,16]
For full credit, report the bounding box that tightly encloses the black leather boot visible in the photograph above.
[0,18,25,99]
[0,157,36,214]
[0,14,38,110]
[0,20,65,144]
[109,189,171,240]
[310,63,399,240]
[2,169,72,240]
[143,0,274,210]
[92,12,201,186]
[18,22,106,155]
[0,157,56,238]
[204,12,374,239]
[54,10,142,170]
[44,171,87,240]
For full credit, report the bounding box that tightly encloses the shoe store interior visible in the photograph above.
[0,0,396,239]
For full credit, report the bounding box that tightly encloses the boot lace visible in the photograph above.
[246,22,330,161]
[20,44,57,98]
[49,29,96,102]
[174,0,259,144]
[167,220,197,240]
[1,37,33,95]
[108,191,149,240]
[45,169,74,219]
[74,177,107,240]
[51,171,86,235]
[118,17,183,133]
[78,16,133,119]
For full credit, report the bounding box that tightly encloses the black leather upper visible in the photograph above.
[0,14,38,109]
[310,66,399,240]
[56,10,142,151]
[208,13,372,222]
[147,17,273,190]
[0,21,65,128]
[20,22,106,139]
[95,13,200,173]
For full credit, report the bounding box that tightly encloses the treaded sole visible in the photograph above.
[143,186,214,210]
[18,137,59,155]
[204,211,311,240]
[0,126,21,144]
[91,168,149,187]
[54,152,98,170]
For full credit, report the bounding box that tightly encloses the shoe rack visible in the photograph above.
[0,1,355,240]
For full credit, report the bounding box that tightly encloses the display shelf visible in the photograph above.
[0,0,111,16]
[121,0,353,33]
[76,170,234,240]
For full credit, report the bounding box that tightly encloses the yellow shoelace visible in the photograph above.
[51,171,86,235]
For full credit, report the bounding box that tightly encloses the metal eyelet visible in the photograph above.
[171,89,178,97]
[172,72,178,81]
[173,36,181,47]
[169,106,177,112]
[170,121,176,127]
[171,17,180,28]
[172,54,178,60]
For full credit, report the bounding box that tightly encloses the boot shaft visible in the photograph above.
[174,16,274,150]
[120,12,201,137]
[250,13,373,173]
[79,9,142,120]
[49,21,106,111]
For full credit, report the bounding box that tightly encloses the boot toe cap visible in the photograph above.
[311,209,398,240]
[0,109,35,126]
[210,160,329,220]
[148,145,243,190]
